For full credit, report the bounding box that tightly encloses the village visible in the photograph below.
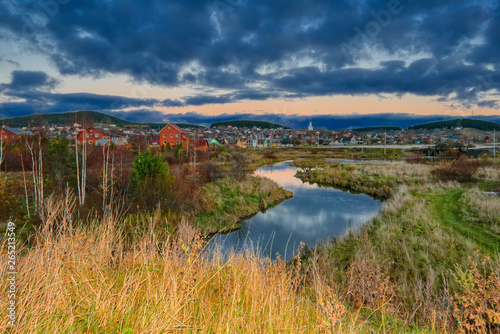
[1,119,496,152]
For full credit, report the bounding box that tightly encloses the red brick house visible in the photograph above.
[76,128,120,145]
[159,123,187,148]
[191,139,209,151]
[0,127,27,143]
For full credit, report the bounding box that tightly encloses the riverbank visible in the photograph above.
[194,175,293,234]
[293,160,432,198]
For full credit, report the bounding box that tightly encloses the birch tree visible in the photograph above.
[24,132,45,215]
[101,142,115,211]
[21,149,30,219]
[0,127,4,173]
[75,131,87,206]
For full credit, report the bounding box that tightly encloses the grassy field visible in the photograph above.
[3,181,496,333]
[308,161,500,331]
[1,150,499,333]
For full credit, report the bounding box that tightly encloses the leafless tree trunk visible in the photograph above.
[110,151,115,207]
[75,133,87,206]
[0,129,4,173]
[21,152,30,219]
[25,133,44,215]
[102,143,110,211]
[75,135,81,204]
[37,133,44,214]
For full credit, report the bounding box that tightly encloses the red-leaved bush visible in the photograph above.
[431,156,481,182]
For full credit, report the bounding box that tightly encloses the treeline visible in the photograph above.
[409,118,500,131]
[2,110,201,130]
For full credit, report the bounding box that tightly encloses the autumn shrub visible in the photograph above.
[166,167,211,215]
[200,160,225,181]
[452,257,500,333]
[229,152,250,180]
[209,150,220,159]
[263,149,277,160]
[1,143,31,172]
[171,164,211,187]
[346,256,395,310]
[431,156,481,182]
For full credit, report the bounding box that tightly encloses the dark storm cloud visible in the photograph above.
[161,98,185,107]
[0,70,59,91]
[183,94,235,106]
[0,0,499,110]
[0,88,162,115]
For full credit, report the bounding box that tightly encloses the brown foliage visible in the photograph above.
[168,165,212,214]
[230,152,250,180]
[346,256,395,310]
[263,150,277,160]
[431,156,481,182]
[171,164,211,186]
[453,257,500,333]
[200,160,224,181]
[1,143,31,172]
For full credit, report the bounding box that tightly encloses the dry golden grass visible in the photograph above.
[317,181,500,330]
[0,197,357,334]
[461,188,500,233]
[479,165,500,183]
[356,163,433,184]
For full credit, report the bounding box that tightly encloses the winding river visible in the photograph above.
[211,161,383,261]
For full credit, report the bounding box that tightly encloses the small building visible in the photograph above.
[159,123,187,148]
[0,126,28,143]
[207,138,221,148]
[191,139,209,151]
[235,139,247,149]
[76,128,121,145]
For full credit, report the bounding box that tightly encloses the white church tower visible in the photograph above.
[307,121,313,131]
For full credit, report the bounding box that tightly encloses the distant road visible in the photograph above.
[318,144,434,149]
[316,144,497,149]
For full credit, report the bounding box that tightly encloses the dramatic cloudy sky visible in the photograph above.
[0,0,499,127]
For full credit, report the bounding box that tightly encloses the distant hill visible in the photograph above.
[408,118,500,131]
[210,120,291,129]
[0,111,202,130]
[348,126,402,132]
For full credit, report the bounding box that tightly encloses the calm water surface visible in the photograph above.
[211,161,383,261]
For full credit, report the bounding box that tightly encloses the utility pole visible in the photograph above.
[361,134,364,156]
[384,131,387,155]
[494,129,496,158]
[193,142,197,170]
